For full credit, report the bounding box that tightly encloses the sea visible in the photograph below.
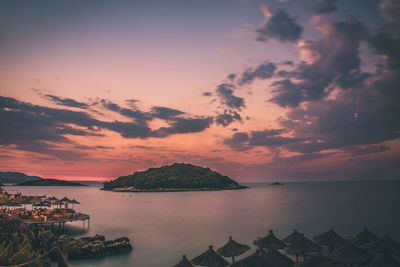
[5,180,400,267]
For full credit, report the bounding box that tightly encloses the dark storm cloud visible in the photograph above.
[216,83,245,110]
[239,62,276,85]
[369,0,400,69]
[344,145,390,156]
[215,110,242,127]
[312,0,337,14]
[223,129,301,151]
[256,6,303,43]
[269,79,303,108]
[154,117,213,137]
[0,96,215,159]
[227,74,236,82]
[280,71,400,154]
[223,132,250,151]
[100,99,152,124]
[270,18,367,107]
[152,106,185,120]
[44,94,89,109]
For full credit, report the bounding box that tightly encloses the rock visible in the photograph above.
[67,235,132,259]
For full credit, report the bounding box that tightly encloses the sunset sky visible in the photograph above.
[1,0,399,182]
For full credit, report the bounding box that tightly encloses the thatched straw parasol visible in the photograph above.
[5,199,22,209]
[282,229,303,244]
[314,228,345,252]
[285,234,321,263]
[329,242,373,266]
[365,235,400,254]
[367,253,400,267]
[230,250,272,267]
[348,227,379,246]
[69,198,80,209]
[217,236,250,262]
[299,256,336,267]
[60,196,71,202]
[191,245,229,267]
[261,247,294,267]
[174,255,195,267]
[254,230,285,249]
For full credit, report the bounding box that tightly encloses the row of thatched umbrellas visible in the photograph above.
[0,194,80,209]
[174,228,400,267]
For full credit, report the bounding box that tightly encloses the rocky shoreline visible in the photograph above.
[68,234,132,260]
[103,185,247,193]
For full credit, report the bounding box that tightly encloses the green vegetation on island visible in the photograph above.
[17,179,86,186]
[102,163,245,192]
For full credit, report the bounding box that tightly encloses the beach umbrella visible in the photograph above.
[348,227,379,246]
[16,197,31,208]
[51,199,64,208]
[217,236,250,262]
[261,247,294,267]
[48,196,57,201]
[285,234,321,263]
[191,245,229,267]
[6,199,22,209]
[174,255,195,267]
[69,198,80,209]
[230,250,272,267]
[254,230,286,250]
[299,256,336,267]
[60,196,71,202]
[329,242,373,266]
[367,253,400,267]
[313,228,345,252]
[365,235,400,254]
[282,229,303,244]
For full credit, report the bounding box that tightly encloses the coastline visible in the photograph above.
[101,185,248,193]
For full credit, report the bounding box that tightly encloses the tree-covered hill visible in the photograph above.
[102,163,244,191]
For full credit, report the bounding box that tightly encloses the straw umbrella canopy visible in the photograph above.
[254,230,286,250]
[282,230,303,244]
[367,253,400,267]
[6,199,22,209]
[51,199,64,208]
[174,255,195,267]
[365,235,400,254]
[261,247,294,267]
[16,197,31,208]
[230,250,272,267]
[285,234,321,263]
[60,196,71,202]
[348,227,379,246]
[314,228,345,252]
[299,256,336,267]
[217,236,250,262]
[191,245,229,267]
[329,242,373,266]
[69,198,80,209]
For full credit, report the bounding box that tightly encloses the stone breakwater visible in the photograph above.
[68,234,133,259]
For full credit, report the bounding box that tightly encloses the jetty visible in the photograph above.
[0,191,90,232]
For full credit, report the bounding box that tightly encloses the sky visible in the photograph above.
[0,0,399,182]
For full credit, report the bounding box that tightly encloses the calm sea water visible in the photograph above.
[5,180,400,267]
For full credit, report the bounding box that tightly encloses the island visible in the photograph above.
[102,163,246,192]
[17,178,87,186]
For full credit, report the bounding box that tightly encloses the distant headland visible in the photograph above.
[17,178,87,186]
[102,163,246,192]
[0,172,86,186]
